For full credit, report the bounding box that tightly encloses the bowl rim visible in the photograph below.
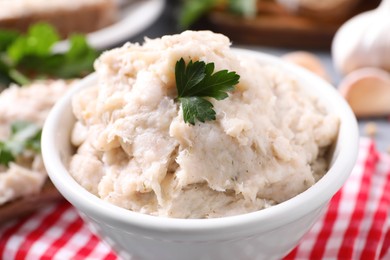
[42,48,359,238]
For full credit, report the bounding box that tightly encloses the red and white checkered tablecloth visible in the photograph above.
[1,138,389,260]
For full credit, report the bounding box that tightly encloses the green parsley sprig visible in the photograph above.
[179,0,256,28]
[0,121,42,167]
[175,58,240,125]
[0,23,99,86]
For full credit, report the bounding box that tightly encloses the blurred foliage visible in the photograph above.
[179,0,256,28]
[0,23,99,87]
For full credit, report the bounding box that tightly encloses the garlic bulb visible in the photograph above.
[332,0,390,75]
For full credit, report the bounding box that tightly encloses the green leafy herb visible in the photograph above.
[0,30,19,52]
[7,23,59,63]
[175,58,240,125]
[0,23,99,86]
[179,0,219,29]
[54,34,98,78]
[228,0,257,17]
[0,121,42,167]
[179,0,256,29]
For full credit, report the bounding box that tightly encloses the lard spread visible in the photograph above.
[0,80,70,205]
[70,31,339,218]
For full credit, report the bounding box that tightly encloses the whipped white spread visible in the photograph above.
[70,31,339,218]
[0,80,70,205]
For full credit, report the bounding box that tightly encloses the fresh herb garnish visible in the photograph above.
[0,121,42,167]
[0,23,99,86]
[179,0,219,29]
[179,0,256,28]
[175,58,240,125]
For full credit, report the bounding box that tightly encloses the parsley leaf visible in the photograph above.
[51,34,98,78]
[0,142,14,166]
[180,96,216,125]
[0,121,42,167]
[0,23,99,87]
[228,0,257,17]
[0,30,19,52]
[179,0,257,29]
[0,55,14,86]
[175,58,240,125]
[179,0,218,29]
[7,23,59,63]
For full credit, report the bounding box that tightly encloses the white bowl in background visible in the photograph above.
[42,48,359,260]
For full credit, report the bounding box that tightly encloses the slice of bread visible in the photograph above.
[0,180,63,223]
[0,0,117,37]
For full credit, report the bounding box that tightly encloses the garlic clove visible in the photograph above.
[332,1,390,75]
[338,67,390,117]
[282,51,330,82]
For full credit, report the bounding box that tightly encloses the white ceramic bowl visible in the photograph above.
[42,49,359,260]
